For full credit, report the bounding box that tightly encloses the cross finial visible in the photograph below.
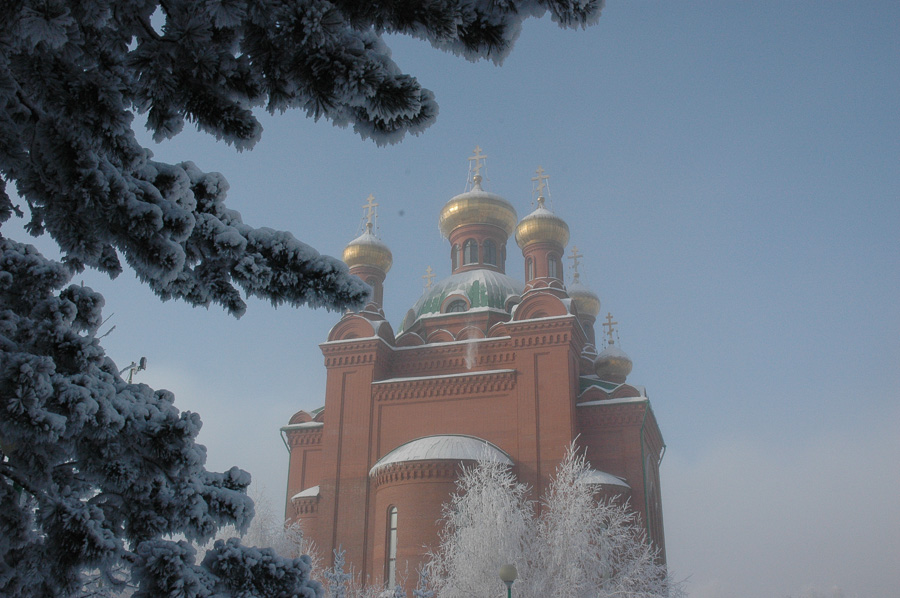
[531,166,550,203]
[422,265,435,290]
[362,194,379,234]
[466,146,488,190]
[602,312,618,345]
[568,245,584,283]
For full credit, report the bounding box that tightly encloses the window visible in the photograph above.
[548,255,559,279]
[526,258,534,281]
[451,244,459,270]
[463,239,478,265]
[445,299,468,313]
[483,239,497,265]
[387,507,398,586]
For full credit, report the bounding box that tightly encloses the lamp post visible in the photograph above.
[499,564,517,598]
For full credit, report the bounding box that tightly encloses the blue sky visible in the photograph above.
[8,2,899,597]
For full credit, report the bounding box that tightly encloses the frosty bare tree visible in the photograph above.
[428,447,679,598]
[1,1,605,596]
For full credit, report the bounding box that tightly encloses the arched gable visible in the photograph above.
[396,332,425,347]
[327,314,377,341]
[513,291,569,321]
[456,326,485,340]
[425,329,455,344]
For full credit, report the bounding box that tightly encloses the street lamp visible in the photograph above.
[498,564,517,598]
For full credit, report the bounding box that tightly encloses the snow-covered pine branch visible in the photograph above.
[0,0,603,316]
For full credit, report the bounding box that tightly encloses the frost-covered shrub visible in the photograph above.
[428,446,680,598]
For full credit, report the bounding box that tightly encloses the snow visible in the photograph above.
[369,435,513,476]
[580,470,631,488]
[280,422,325,431]
[291,486,321,500]
[577,396,648,407]
[372,369,516,384]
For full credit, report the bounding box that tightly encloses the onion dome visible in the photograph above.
[595,343,633,383]
[568,280,601,318]
[342,222,393,274]
[515,196,570,249]
[439,175,518,239]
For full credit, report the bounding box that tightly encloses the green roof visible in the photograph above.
[398,269,524,334]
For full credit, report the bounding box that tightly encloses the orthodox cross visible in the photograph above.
[466,146,488,191]
[468,146,487,177]
[422,265,435,290]
[568,245,583,283]
[363,194,378,233]
[602,312,618,345]
[531,166,549,205]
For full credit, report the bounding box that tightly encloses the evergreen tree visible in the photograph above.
[0,1,604,596]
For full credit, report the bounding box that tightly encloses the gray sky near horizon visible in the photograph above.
[7,2,899,597]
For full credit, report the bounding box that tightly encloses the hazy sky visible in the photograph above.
[8,2,899,597]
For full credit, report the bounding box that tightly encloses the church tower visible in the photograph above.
[282,150,667,588]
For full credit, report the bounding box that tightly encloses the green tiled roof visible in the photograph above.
[579,377,621,394]
[398,269,524,333]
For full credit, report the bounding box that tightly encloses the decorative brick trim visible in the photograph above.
[372,369,517,402]
[285,428,323,447]
[371,460,465,488]
[291,496,319,516]
[577,402,647,427]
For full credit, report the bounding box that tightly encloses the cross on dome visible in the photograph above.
[422,265,435,290]
[531,165,550,203]
[362,194,379,234]
[602,312,619,345]
[466,146,488,191]
[568,245,583,283]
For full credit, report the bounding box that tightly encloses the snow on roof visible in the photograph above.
[280,422,325,431]
[580,470,630,488]
[369,435,512,476]
[372,368,515,385]
[291,485,320,500]
[577,396,648,407]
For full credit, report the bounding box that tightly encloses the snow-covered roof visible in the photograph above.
[398,269,524,333]
[580,470,630,488]
[372,368,515,385]
[291,485,320,500]
[577,396,648,407]
[369,435,512,476]
[280,422,325,432]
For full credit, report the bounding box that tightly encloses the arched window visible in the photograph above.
[445,299,468,313]
[526,258,534,281]
[548,255,559,279]
[451,244,459,271]
[386,507,398,586]
[483,239,497,266]
[463,239,478,265]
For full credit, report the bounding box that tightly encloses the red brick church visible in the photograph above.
[282,150,666,587]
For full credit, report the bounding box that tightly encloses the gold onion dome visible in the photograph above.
[439,175,518,239]
[515,196,570,249]
[568,281,601,318]
[595,343,633,382]
[342,223,393,274]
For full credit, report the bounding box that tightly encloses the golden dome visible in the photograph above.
[343,225,393,274]
[515,197,570,249]
[595,344,633,383]
[568,281,601,318]
[438,175,518,239]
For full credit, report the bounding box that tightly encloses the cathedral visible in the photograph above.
[282,150,666,587]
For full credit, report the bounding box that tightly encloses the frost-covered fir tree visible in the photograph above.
[428,447,680,598]
[1,1,605,596]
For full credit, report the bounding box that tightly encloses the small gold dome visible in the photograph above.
[568,281,601,318]
[595,344,633,383]
[343,226,393,274]
[515,197,570,249]
[439,176,518,239]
